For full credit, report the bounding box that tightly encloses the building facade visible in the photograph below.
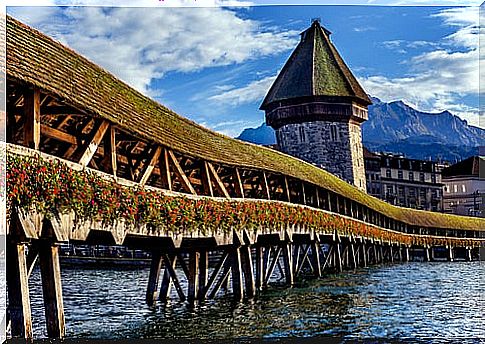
[442,156,484,217]
[261,20,371,192]
[364,151,446,211]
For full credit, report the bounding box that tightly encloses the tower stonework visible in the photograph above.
[261,20,371,192]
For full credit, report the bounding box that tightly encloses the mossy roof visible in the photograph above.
[260,20,372,110]
[6,15,484,231]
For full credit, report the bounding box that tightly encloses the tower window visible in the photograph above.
[298,127,306,143]
[330,125,340,141]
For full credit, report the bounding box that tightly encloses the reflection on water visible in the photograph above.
[28,261,485,340]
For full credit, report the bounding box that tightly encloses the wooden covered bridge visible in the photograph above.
[5,16,485,339]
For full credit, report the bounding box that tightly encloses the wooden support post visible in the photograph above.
[146,251,163,306]
[110,126,117,177]
[425,247,430,262]
[301,182,307,205]
[264,247,281,285]
[23,87,41,150]
[310,241,321,277]
[335,243,342,272]
[7,241,33,339]
[379,245,384,263]
[201,162,214,197]
[255,245,264,289]
[230,246,244,301]
[159,149,173,191]
[281,243,294,286]
[159,254,179,302]
[187,251,200,304]
[240,246,255,298]
[404,246,410,262]
[373,244,378,265]
[315,188,320,208]
[39,242,65,338]
[284,177,291,202]
[448,246,454,262]
[361,242,367,267]
[262,172,271,200]
[198,250,209,300]
[234,168,245,198]
[389,245,394,263]
[350,243,357,269]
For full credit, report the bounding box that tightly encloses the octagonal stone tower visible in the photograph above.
[261,19,371,192]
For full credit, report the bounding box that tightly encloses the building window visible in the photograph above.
[386,169,391,178]
[462,184,466,193]
[298,127,306,143]
[453,184,458,193]
[409,188,416,197]
[419,173,425,182]
[398,186,404,196]
[431,174,436,183]
[398,170,403,179]
[444,185,449,193]
[330,125,339,141]
[409,172,414,181]
[398,160,402,169]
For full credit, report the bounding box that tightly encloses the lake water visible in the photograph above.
[27,261,485,341]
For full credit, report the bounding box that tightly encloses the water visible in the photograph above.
[28,261,485,340]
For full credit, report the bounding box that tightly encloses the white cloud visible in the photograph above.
[7,0,253,7]
[8,7,296,95]
[208,75,277,106]
[361,6,482,128]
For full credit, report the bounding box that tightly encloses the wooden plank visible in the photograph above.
[146,252,163,306]
[23,87,41,149]
[139,146,162,185]
[167,150,197,195]
[234,168,245,199]
[208,260,232,299]
[39,243,65,338]
[6,242,33,339]
[262,171,271,200]
[78,120,109,166]
[41,125,77,145]
[207,162,230,199]
[264,247,281,285]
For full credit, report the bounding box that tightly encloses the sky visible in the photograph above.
[6,2,483,137]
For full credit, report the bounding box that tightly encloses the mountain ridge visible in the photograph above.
[236,98,484,162]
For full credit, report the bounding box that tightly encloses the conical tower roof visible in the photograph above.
[260,20,371,110]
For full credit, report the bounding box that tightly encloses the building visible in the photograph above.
[260,19,371,192]
[442,156,484,217]
[364,151,446,211]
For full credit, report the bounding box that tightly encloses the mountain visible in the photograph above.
[236,98,484,162]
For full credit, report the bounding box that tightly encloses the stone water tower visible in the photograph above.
[260,19,371,191]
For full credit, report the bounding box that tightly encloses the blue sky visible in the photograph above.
[7,3,481,137]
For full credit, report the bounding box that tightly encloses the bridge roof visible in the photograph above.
[260,20,372,110]
[6,15,484,231]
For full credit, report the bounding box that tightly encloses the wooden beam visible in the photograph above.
[139,146,162,186]
[159,149,173,191]
[39,242,65,338]
[41,124,77,145]
[78,120,109,167]
[110,126,117,177]
[262,171,271,200]
[284,177,291,202]
[40,105,83,115]
[201,162,214,197]
[23,87,41,149]
[167,149,197,195]
[6,242,32,339]
[146,251,163,306]
[207,162,230,199]
[301,182,307,205]
[234,168,245,199]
